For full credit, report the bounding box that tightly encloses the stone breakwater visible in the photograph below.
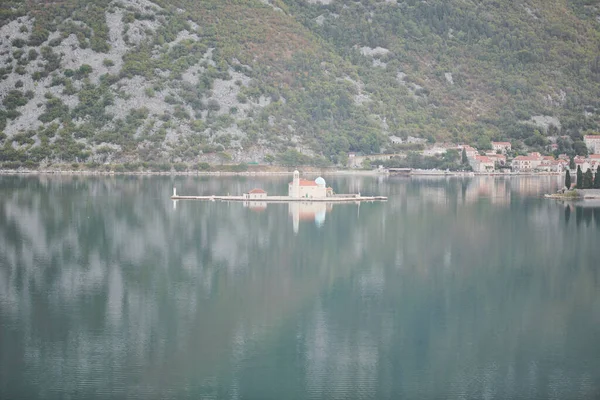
[545,189,600,200]
[171,195,387,202]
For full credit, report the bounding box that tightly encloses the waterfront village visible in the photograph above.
[348,135,600,175]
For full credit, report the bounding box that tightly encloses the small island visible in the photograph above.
[545,165,600,199]
[171,170,387,202]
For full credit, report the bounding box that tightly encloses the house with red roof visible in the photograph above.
[491,141,512,154]
[243,188,267,199]
[570,155,600,173]
[457,144,478,159]
[470,155,495,172]
[538,159,564,173]
[511,153,543,171]
[485,153,507,166]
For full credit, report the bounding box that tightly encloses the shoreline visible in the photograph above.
[545,189,600,200]
[0,168,564,177]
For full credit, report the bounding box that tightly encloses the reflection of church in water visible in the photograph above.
[289,202,333,234]
[243,201,333,233]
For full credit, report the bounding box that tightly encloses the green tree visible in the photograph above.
[576,165,583,189]
[444,149,460,163]
[569,157,575,170]
[583,168,594,189]
[461,147,468,165]
[573,141,588,157]
[565,169,571,189]
[594,169,600,189]
[264,154,275,165]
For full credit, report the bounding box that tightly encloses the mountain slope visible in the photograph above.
[0,0,599,168]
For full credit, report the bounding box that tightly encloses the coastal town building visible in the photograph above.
[584,135,600,154]
[457,145,478,159]
[470,155,495,172]
[485,153,507,166]
[491,141,512,154]
[289,171,328,198]
[547,143,558,152]
[573,155,600,173]
[538,159,565,173]
[511,153,543,171]
[244,188,267,199]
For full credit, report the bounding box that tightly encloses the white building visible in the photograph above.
[584,135,600,154]
[537,160,564,173]
[423,146,450,157]
[491,141,512,154]
[511,154,542,171]
[573,155,600,173]
[288,171,327,198]
[244,188,267,199]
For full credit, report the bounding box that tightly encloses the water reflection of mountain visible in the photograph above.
[0,175,598,399]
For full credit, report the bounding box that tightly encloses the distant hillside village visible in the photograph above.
[349,135,600,174]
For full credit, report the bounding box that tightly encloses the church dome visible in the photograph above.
[315,177,326,187]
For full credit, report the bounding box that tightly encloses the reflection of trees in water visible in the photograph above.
[0,175,598,399]
[563,202,600,227]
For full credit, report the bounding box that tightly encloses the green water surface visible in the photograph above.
[0,175,598,399]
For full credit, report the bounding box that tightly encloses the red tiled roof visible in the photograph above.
[249,188,266,194]
[475,155,493,162]
[492,141,511,146]
[289,179,318,186]
[514,156,539,161]
[300,179,318,186]
[589,154,600,159]
[584,135,600,140]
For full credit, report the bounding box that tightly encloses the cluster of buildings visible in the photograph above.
[423,137,600,174]
[510,152,567,173]
[573,154,600,173]
[350,135,600,173]
[465,142,509,173]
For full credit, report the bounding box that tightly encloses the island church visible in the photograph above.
[288,170,332,198]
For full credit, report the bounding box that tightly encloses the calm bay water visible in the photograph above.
[0,174,599,399]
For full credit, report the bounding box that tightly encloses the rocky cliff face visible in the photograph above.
[0,0,599,167]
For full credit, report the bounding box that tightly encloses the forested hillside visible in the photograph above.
[0,0,599,169]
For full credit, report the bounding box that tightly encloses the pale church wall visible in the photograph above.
[298,186,326,198]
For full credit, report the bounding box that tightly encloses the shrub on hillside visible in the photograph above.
[11,38,26,48]
[2,90,28,110]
